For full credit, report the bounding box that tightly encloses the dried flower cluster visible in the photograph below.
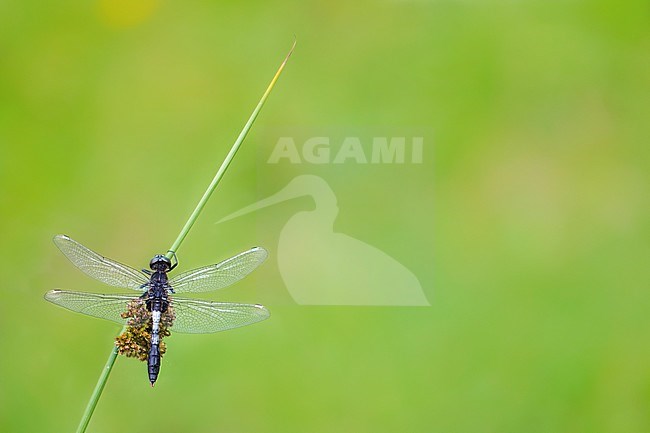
[115,298,176,362]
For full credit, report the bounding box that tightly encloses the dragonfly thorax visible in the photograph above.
[149,255,172,272]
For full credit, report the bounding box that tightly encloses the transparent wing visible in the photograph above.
[45,290,270,335]
[169,247,268,293]
[170,297,270,334]
[54,234,148,290]
[44,289,135,325]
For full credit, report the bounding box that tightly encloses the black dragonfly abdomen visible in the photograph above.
[145,258,173,386]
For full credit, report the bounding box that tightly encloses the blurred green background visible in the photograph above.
[1,0,649,432]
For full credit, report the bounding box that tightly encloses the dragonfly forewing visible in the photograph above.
[54,235,148,290]
[170,247,268,293]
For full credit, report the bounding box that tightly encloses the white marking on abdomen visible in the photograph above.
[151,310,161,345]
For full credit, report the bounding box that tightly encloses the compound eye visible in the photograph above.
[149,254,172,270]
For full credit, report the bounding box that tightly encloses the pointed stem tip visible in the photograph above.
[165,38,297,260]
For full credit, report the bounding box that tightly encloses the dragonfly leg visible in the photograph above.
[167,250,179,270]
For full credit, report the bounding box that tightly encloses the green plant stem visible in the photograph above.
[74,41,295,433]
[75,326,124,433]
[165,39,296,260]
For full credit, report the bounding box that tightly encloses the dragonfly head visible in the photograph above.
[149,254,172,272]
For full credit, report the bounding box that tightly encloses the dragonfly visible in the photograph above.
[45,234,270,386]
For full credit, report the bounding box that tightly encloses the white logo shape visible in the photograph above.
[219,175,430,306]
